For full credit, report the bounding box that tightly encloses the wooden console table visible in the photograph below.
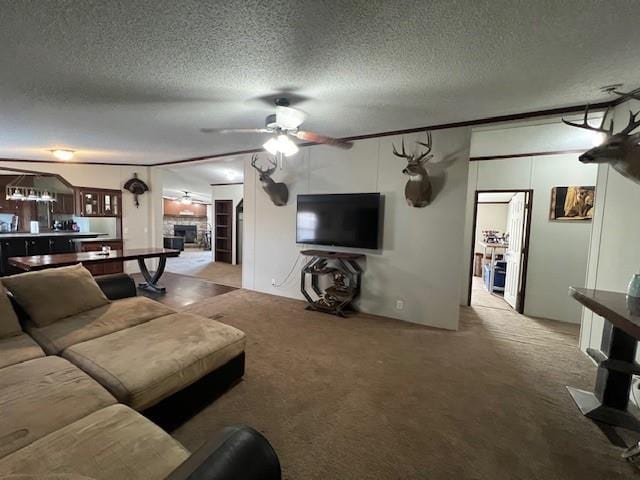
[300,250,364,317]
[8,248,180,293]
[568,287,640,431]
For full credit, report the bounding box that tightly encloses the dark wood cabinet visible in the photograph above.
[49,237,76,254]
[76,189,121,217]
[0,235,112,276]
[0,239,27,275]
[51,193,75,215]
[24,238,50,256]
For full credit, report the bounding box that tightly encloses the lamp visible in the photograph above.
[27,189,39,201]
[10,188,24,200]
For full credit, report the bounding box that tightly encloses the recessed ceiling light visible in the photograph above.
[51,149,75,161]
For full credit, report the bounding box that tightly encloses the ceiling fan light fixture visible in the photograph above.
[51,149,75,161]
[180,191,193,205]
[263,137,280,156]
[277,135,299,157]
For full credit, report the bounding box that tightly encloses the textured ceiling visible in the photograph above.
[0,0,638,165]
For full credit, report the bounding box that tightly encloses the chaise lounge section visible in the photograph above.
[0,264,280,479]
[3,264,246,410]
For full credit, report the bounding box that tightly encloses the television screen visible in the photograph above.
[296,193,382,249]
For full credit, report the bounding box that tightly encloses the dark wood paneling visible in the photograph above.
[163,198,208,217]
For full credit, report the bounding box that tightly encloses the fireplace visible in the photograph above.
[174,225,197,244]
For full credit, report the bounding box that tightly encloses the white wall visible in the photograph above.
[579,97,640,352]
[474,203,509,253]
[0,161,160,272]
[211,184,243,264]
[461,119,599,323]
[242,128,472,330]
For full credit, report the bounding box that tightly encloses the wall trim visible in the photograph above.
[2,100,613,168]
[470,148,588,162]
[0,157,148,167]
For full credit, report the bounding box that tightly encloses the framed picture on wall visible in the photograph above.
[549,186,595,221]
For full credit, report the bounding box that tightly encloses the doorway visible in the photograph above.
[467,190,533,314]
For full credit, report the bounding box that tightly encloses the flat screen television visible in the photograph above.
[296,193,383,249]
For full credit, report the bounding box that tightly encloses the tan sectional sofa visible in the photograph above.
[0,266,279,480]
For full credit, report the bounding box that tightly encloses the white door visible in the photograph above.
[504,192,527,309]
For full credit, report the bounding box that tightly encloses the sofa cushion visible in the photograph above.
[0,283,21,339]
[2,264,110,327]
[0,356,116,459]
[0,404,190,480]
[63,313,246,410]
[0,333,45,370]
[26,296,175,355]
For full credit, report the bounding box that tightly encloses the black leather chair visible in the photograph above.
[168,425,281,480]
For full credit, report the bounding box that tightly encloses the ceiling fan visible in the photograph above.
[200,98,353,156]
[164,191,208,205]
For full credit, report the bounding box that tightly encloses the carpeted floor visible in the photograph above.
[165,249,242,288]
[172,289,638,479]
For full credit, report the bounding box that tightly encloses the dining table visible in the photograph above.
[8,247,180,293]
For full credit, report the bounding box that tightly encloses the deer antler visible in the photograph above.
[392,138,412,160]
[562,105,613,136]
[251,154,277,176]
[619,110,640,136]
[250,154,268,174]
[614,87,640,102]
[265,157,278,176]
[415,131,433,162]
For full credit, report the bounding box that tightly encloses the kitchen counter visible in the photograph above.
[0,232,107,239]
[71,237,122,243]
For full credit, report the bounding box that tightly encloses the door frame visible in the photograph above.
[235,199,243,265]
[467,189,534,314]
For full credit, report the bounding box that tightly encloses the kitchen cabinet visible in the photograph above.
[77,189,122,217]
[49,237,76,254]
[25,238,50,256]
[51,193,75,215]
[0,238,27,276]
[0,235,105,276]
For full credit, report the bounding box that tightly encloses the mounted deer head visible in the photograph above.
[393,131,434,207]
[563,89,640,185]
[250,154,289,206]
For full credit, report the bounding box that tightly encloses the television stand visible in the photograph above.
[300,250,364,317]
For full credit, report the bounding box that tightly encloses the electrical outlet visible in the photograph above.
[271,278,276,286]
[395,300,404,310]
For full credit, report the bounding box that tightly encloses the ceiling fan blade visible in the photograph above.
[294,131,353,149]
[200,128,271,134]
[276,106,307,129]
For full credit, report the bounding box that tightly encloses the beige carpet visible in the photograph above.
[175,290,636,480]
[165,250,242,288]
